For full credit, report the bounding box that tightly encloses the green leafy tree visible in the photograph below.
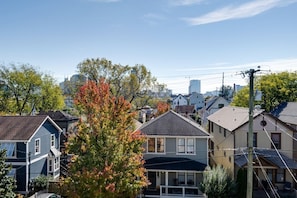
[0,64,65,115]
[29,175,49,193]
[62,79,147,198]
[199,166,236,198]
[0,149,16,197]
[77,58,158,105]
[231,71,297,111]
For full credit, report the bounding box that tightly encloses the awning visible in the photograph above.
[49,147,61,157]
[144,157,207,171]
[235,148,297,169]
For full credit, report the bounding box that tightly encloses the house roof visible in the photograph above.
[235,148,297,169]
[144,157,207,171]
[39,110,79,122]
[207,106,264,132]
[271,102,297,125]
[139,110,209,137]
[175,105,195,114]
[0,115,61,141]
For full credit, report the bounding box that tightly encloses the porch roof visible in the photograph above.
[235,149,297,169]
[144,157,207,171]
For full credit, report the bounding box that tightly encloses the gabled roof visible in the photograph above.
[140,110,209,137]
[235,148,297,169]
[0,115,61,141]
[271,102,297,125]
[207,106,264,132]
[39,110,79,122]
[145,157,207,171]
[175,105,195,114]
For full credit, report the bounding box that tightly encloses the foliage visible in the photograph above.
[231,71,297,111]
[0,63,65,115]
[155,101,170,116]
[258,71,297,111]
[219,85,234,101]
[29,175,49,193]
[236,168,247,198]
[231,86,249,108]
[199,166,236,198]
[62,80,148,198]
[0,149,16,197]
[77,58,163,106]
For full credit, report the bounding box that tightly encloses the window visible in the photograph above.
[0,143,16,158]
[276,169,285,182]
[177,138,195,154]
[35,139,40,155]
[54,157,60,170]
[51,134,55,147]
[147,137,165,153]
[210,140,214,155]
[224,129,226,137]
[210,122,214,133]
[177,172,195,185]
[246,133,257,147]
[271,133,281,149]
[49,159,53,172]
[8,168,16,178]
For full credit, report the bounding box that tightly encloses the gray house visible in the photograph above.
[0,115,62,194]
[139,110,210,198]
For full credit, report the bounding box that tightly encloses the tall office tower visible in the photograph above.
[189,79,201,94]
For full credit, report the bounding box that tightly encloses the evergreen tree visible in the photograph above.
[0,149,16,197]
[199,166,236,198]
[62,79,147,198]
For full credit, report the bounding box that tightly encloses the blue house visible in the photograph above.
[0,115,62,194]
[139,110,210,197]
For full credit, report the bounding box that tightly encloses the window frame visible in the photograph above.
[271,133,281,149]
[35,138,41,155]
[50,134,55,148]
[0,142,16,158]
[147,137,165,154]
[177,138,195,155]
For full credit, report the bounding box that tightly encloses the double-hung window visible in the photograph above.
[177,138,195,154]
[50,134,55,148]
[35,138,40,155]
[271,133,281,149]
[147,137,165,153]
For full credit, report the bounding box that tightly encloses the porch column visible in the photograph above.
[165,172,168,194]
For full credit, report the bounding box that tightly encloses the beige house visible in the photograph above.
[207,106,297,190]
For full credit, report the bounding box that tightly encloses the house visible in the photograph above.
[175,105,196,118]
[207,106,297,190]
[38,111,79,177]
[139,110,210,198]
[0,115,62,194]
[271,102,297,131]
[189,92,204,110]
[171,94,188,110]
[199,96,229,127]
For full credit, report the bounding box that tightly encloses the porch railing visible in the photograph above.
[159,185,203,197]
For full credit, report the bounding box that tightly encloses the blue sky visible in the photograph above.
[1,0,297,94]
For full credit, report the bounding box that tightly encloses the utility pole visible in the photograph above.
[245,67,260,198]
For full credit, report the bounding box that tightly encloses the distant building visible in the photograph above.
[188,80,201,94]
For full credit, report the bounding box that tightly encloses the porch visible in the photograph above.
[142,185,205,198]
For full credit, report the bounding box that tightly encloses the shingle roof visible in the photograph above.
[207,106,264,132]
[139,110,209,137]
[39,110,79,121]
[144,157,207,171]
[235,148,297,169]
[0,115,55,141]
[271,102,297,125]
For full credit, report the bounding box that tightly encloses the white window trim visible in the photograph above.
[176,138,195,155]
[146,137,165,154]
[35,138,41,155]
[48,158,53,173]
[50,134,55,148]
[48,156,60,173]
[175,172,196,185]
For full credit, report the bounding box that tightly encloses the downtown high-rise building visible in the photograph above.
[189,79,201,94]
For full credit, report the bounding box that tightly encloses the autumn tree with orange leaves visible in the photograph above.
[62,79,148,198]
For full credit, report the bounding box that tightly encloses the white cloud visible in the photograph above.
[183,0,296,25]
